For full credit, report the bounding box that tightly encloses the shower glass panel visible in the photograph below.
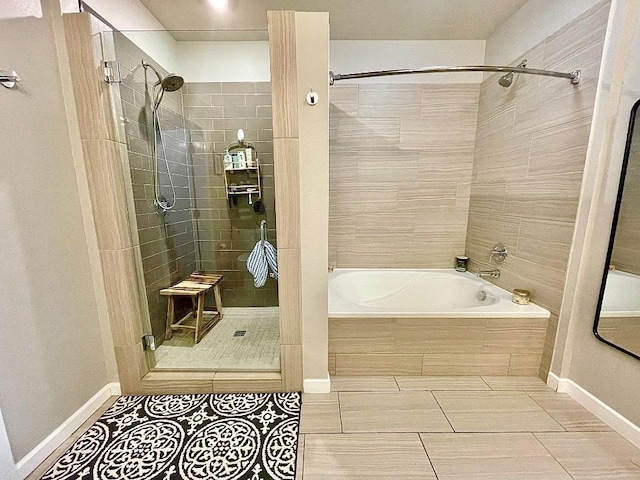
[108,29,279,371]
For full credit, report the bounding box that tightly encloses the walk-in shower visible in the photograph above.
[141,59,185,215]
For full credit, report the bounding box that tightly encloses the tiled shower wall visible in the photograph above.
[329,84,480,268]
[465,1,610,378]
[183,82,278,307]
[115,34,197,342]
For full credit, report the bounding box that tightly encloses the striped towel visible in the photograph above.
[247,240,278,288]
[264,241,278,280]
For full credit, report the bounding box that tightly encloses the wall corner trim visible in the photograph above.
[303,374,331,394]
[16,382,120,477]
[549,373,640,449]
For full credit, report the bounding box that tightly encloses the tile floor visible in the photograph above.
[298,376,640,479]
[26,376,640,480]
[154,306,280,370]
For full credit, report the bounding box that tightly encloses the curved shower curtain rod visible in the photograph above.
[329,65,581,85]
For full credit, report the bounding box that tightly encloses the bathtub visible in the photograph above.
[329,269,549,318]
[328,268,551,377]
[598,270,640,354]
[601,270,640,317]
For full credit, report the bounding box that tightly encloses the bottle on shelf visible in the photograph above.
[224,150,232,170]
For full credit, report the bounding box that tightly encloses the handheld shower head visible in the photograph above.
[161,74,184,92]
[142,60,185,110]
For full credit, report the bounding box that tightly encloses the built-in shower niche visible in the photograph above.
[111,29,279,370]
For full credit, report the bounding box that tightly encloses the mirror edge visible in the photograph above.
[593,98,640,361]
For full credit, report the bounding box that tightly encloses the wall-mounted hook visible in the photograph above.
[306,89,319,106]
[0,69,20,89]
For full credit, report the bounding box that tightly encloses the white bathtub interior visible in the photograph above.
[329,269,550,318]
[601,270,640,317]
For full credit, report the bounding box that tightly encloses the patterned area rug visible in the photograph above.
[40,392,301,480]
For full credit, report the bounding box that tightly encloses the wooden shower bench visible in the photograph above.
[160,272,223,344]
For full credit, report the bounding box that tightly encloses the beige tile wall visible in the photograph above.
[465,1,610,378]
[183,82,278,307]
[610,128,640,275]
[329,83,480,268]
[113,33,197,344]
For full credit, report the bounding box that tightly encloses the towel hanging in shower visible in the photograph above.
[247,240,278,288]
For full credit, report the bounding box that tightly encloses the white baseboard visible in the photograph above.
[303,374,331,394]
[546,372,560,391]
[548,373,640,449]
[16,382,120,478]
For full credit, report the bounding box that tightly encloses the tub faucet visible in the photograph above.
[476,268,500,278]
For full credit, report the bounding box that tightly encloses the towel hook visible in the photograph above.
[260,220,267,242]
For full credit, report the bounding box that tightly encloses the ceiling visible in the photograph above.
[139,0,530,41]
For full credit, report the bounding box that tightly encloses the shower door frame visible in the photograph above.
[60,10,307,394]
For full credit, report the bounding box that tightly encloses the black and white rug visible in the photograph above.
[40,392,301,480]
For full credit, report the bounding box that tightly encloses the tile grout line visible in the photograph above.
[524,390,567,432]
[417,433,440,480]
[430,391,455,433]
[479,376,493,390]
[532,432,575,479]
[337,392,345,433]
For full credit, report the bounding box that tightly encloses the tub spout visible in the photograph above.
[476,268,500,278]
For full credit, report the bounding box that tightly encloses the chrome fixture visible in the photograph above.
[498,60,528,88]
[103,61,122,84]
[476,268,500,278]
[0,69,20,89]
[329,64,580,86]
[260,219,268,241]
[141,60,185,215]
[490,243,508,264]
[142,60,184,110]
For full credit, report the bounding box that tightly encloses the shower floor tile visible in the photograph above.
[153,306,280,371]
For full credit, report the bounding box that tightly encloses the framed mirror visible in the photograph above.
[594,99,640,361]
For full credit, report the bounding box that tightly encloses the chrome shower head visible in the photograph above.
[161,74,184,92]
[498,72,513,88]
[142,60,184,110]
[498,59,527,88]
